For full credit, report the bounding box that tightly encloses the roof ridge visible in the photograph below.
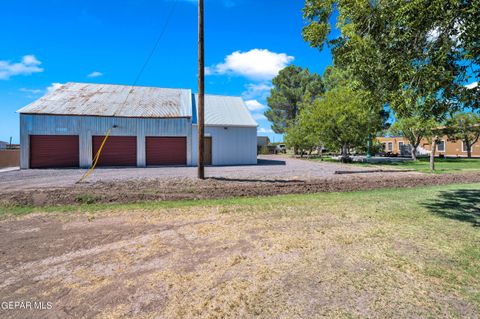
[64,82,192,91]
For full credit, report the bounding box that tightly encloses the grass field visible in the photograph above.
[1,183,479,318]
[316,156,480,173]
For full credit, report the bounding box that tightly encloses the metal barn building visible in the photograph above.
[18,83,258,169]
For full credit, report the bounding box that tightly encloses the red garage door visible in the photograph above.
[30,135,79,168]
[93,136,137,166]
[146,137,186,165]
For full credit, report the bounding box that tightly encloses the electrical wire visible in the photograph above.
[77,0,179,183]
[119,0,180,111]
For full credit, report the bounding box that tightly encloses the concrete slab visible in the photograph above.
[0,166,20,173]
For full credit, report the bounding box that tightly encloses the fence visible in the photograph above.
[0,150,20,168]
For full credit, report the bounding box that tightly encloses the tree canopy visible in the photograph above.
[302,0,478,118]
[445,112,480,158]
[389,116,437,160]
[302,0,479,168]
[265,65,324,134]
[304,86,382,159]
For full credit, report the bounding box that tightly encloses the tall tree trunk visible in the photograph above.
[430,138,437,171]
[340,144,350,163]
[411,147,417,160]
[465,136,472,158]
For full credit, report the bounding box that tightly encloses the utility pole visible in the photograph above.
[197,0,205,179]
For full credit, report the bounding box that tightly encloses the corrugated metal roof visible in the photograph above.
[193,94,258,127]
[17,82,192,118]
[17,82,258,127]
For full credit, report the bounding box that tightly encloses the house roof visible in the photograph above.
[17,82,258,127]
[17,82,192,118]
[193,94,258,127]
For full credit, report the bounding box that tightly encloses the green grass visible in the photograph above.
[2,182,479,221]
[1,183,479,316]
[313,156,480,173]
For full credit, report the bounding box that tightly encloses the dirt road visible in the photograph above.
[2,169,480,207]
[2,155,480,208]
[0,155,401,192]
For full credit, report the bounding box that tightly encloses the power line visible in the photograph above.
[119,0,180,111]
[131,0,180,87]
[80,1,180,182]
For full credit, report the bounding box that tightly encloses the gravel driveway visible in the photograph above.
[0,155,372,192]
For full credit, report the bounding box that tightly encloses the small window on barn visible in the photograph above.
[437,140,445,152]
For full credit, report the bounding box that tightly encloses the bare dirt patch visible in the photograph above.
[0,186,478,318]
[2,171,480,207]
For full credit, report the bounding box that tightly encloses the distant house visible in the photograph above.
[257,136,270,147]
[377,136,480,157]
[0,141,7,150]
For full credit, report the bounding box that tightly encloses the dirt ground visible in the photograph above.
[2,155,480,208]
[0,184,478,318]
[2,169,480,207]
[0,155,407,192]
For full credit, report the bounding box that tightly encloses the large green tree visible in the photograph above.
[265,65,324,134]
[303,0,477,109]
[302,0,478,169]
[300,85,383,161]
[284,118,319,157]
[390,116,437,160]
[445,112,480,158]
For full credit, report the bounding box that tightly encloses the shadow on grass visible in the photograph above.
[207,177,304,184]
[422,189,480,227]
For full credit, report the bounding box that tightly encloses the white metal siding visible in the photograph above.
[20,114,191,169]
[191,125,257,166]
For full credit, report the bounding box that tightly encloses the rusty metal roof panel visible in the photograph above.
[17,82,192,118]
[193,94,258,127]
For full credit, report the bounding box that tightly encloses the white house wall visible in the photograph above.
[191,125,257,166]
[20,114,192,169]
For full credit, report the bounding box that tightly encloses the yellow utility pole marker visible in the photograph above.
[77,128,113,183]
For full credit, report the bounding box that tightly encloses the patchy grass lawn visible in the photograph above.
[0,184,479,318]
[315,156,480,173]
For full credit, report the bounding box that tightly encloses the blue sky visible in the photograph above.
[0,0,334,143]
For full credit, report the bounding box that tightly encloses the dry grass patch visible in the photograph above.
[0,184,478,318]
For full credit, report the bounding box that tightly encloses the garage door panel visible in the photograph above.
[146,137,186,165]
[30,135,79,168]
[93,136,137,166]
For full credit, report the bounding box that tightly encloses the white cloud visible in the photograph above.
[257,127,273,134]
[466,82,478,89]
[19,88,42,94]
[207,49,294,80]
[245,99,266,112]
[0,55,43,80]
[252,113,267,121]
[22,55,41,65]
[245,100,268,121]
[87,71,103,78]
[46,83,64,93]
[242,82,272,100]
